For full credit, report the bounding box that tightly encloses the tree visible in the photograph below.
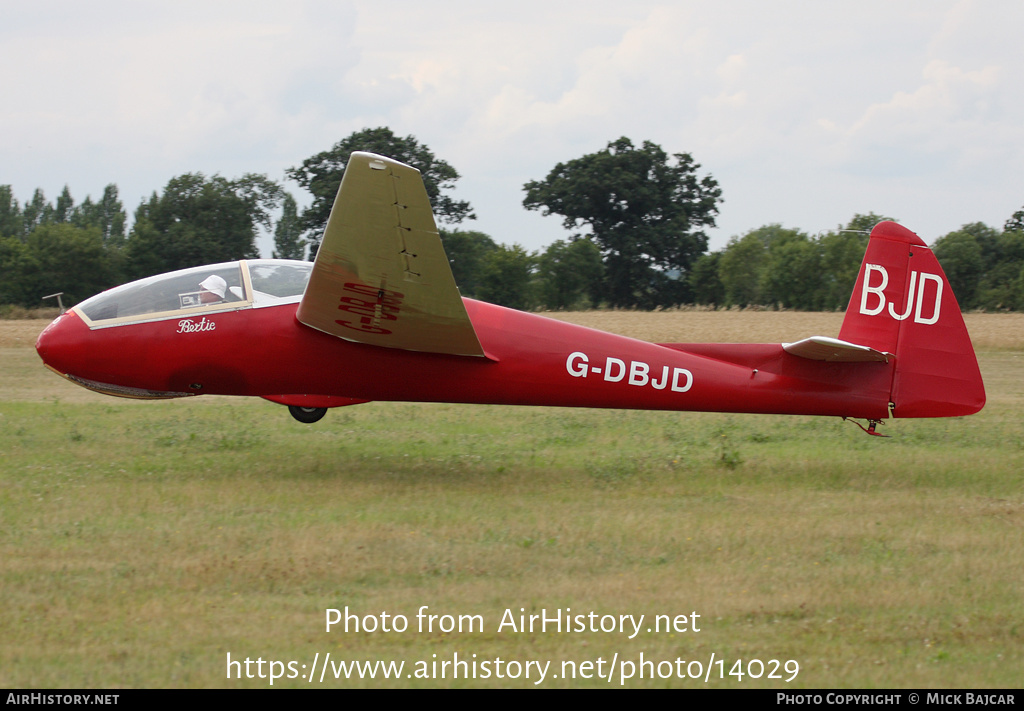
[272,193,305,259]
[54,186,74,223]
[439,229,499,298]
[71,184,127,246]
[715,224,806,308]
[534,238,605,309]
[0,186,22,239]
[0,236,34,304]
[0,185,128,304]
[21,189,50,237]
[688,251,724,306]
[760,228,823,310]
[932,230,984,308]
[125,173,281,279]
[523,137,721,308]
[979,229,1024,310]
[230,174,285,232]
[476,244,535,310]
[1005,206,1024,233]
[287,127,475,254]
[21,224,115,305]
[717,232,766,307]
[96,185,128,245]
[945,224,1024,310]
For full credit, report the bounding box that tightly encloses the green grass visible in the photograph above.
[2,322,1023,687]
[2,380,1023,687]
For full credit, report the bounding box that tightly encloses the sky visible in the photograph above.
[2,0,1022,255]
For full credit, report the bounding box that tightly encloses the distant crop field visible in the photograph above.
[2,314,1022,688]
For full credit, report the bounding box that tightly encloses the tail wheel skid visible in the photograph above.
[843,417,890,437]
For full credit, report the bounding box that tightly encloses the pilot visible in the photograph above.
[198,274,227,304]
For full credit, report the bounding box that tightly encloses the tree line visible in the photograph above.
[0,176,282,307]
[2,127,1023,312]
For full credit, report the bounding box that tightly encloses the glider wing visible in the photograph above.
[296,152,487,357]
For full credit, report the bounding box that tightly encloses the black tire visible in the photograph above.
[288,405,328,424]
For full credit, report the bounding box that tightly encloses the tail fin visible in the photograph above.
[838,221,985,418]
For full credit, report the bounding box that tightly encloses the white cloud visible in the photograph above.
[2,0,1023,253]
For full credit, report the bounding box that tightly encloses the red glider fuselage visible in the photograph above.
[37,294,893,419]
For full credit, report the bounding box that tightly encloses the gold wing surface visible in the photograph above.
[296,152,486,357]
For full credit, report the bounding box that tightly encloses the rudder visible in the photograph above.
[838,221,985,418]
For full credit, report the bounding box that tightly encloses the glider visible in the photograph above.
[35,152,985,435]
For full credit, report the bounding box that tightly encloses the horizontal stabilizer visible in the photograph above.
[782,336,890,363]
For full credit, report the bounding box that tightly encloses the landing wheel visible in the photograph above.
[288,405,328,424]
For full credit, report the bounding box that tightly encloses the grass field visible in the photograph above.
[2,314,1022,688]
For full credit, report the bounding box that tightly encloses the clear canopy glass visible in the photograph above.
[76,260,312,326]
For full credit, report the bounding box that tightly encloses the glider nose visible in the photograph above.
[35,310,80,376]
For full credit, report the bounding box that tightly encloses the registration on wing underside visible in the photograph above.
[296,152,486,358]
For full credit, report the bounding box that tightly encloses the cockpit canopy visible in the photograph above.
[75,260,313,327]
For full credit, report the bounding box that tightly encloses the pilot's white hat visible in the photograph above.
[199,274,227,298]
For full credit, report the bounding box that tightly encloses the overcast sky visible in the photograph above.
[3,1,1022,255]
